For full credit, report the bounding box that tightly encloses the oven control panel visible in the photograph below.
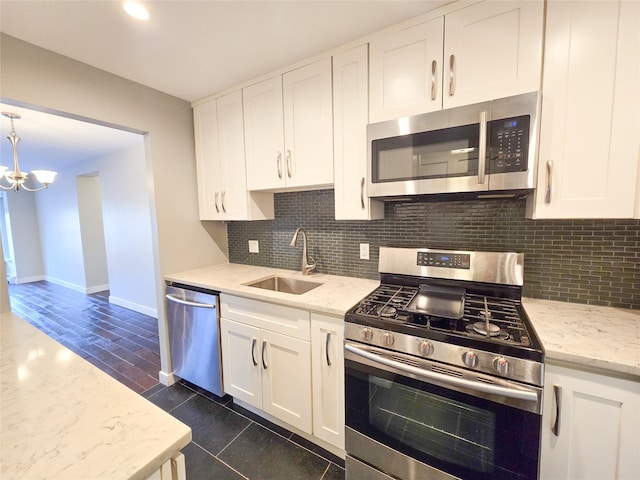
[417,252,470,269]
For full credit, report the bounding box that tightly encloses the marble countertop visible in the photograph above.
[0,312,191,480]
[165,263,380,317]
[522,298,640,379]
[167,263,640,380]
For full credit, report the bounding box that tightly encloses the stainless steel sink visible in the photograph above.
[244,275,321,295]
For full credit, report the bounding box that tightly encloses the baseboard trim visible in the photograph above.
[158,371,177,386]
[14,275,46,284]
[86,283,109,294]
[109,295,157,318]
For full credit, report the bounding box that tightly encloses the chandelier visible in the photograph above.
[0,112,57,192]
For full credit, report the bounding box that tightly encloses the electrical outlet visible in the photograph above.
[248,240,259,253]
[359,243,370,260]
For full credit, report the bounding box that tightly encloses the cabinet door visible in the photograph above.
[282,57,334,189]
[369,18,444,122]
[216,91,249,220]
[540,363,640,479]
[333,45,384,221]
[310,313,345,450]
[529,0,639,219]
[193,100,222,220]
[220,318,262,408]
[443,1,543,109]
[243,76,286,191]
[261,329,312,434]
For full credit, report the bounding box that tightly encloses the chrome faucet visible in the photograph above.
[290,227,317,275]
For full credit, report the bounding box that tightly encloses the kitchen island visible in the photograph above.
[0,311,191,480]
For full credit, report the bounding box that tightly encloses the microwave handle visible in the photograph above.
[478,111,488,185]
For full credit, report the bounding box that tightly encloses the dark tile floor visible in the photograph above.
[8,281,345,480]
[142,381,345,480]
[8,280,161,393]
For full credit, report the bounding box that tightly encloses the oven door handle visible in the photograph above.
[345,343,538,403]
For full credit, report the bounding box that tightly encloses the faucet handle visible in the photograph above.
[307,255,317,272]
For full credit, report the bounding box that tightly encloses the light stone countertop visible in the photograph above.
[522,298,640,379]
[166,263,640,380]
[165,263,380,317]
[0,312,191,480]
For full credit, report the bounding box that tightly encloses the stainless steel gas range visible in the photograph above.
[344,247,544,480]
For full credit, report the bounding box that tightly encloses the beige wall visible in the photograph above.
[0,33,229,380]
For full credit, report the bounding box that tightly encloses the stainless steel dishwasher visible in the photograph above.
[165,283,224,396]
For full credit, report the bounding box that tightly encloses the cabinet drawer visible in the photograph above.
[221,294,310,340]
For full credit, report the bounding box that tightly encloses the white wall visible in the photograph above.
[36,166,89,291]
[4,191,45,283]
[0,33,229,381]
[99,143,157,317]
[76,175,109,292]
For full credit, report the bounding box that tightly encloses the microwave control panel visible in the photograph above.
[488,115,530,173]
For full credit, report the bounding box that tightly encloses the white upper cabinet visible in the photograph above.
[443,0,543,109]
[242,76,285,191]
[193,99,221,220]
[369,18,444,123]
[193,92,274,221]
[243,57,334,191]
[333,45,384,220]
[369,1,543,122]
[528,0,639,219]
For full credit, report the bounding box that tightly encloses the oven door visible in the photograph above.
[345,342,542,480]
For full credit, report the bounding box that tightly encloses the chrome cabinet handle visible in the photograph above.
[261,340,268,369]
[214,192,220,213]
[449,54,455,96]
[221,191,226,213]
[545,159,553,204]
[360,177,365,209]
[286,150,292,178]
[431,60,437,100]
[325,332,332,366]
[552,385,562,436]
[251,338,258,366]
[477,111,488,185]
[277,151,283,179]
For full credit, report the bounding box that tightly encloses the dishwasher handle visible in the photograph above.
[166,293,216,309]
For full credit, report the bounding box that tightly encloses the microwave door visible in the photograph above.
[368,110,491,197]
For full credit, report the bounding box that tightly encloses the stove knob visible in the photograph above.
[382,332,395,346]
[462,351,479,368]
[361,327,373,342]
[418,341,434,357]
[493,357,511,376]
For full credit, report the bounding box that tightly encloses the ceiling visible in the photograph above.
[0,0,449,172]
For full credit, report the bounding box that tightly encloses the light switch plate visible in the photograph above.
[360,243,370,260]
[248,240,259,253]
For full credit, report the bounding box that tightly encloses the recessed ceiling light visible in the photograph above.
[124,2,149,21]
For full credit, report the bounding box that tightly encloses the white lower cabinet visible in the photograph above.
[220,295,348,453]
[540,362,640,479]
[310,313,345,450]
[220,295,312,434]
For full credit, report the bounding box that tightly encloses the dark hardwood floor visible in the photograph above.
[8,281,161,394]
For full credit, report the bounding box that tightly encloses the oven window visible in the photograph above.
[369,376,496,472]
[372,123,480,183]
[346,359,540,480]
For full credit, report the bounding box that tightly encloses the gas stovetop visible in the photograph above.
[349,284,537,349]
[344,247,544,386]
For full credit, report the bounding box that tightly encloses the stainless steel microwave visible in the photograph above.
[367,92,540,199]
